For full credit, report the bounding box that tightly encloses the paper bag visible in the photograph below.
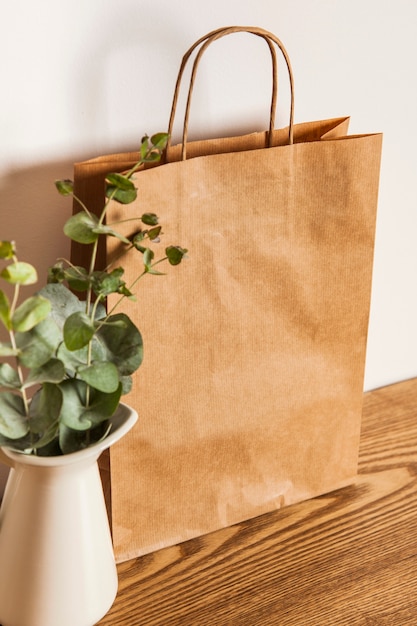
[71,27,382,562]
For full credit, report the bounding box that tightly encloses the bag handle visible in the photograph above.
[167,26,279,151]
[166,26,295,161]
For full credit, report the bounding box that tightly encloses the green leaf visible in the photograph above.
[16,318,61,368]
[92,224,131,244]
[54,311,106,375]
[0,241,15,259]
[57,380,91,431]
[120,375,132,394]
[29,383,63,435]
[0,364,20,389]
[78,362,120,393]
[96,313,143,376]
[139,133,167,164]
[58,421,110,455]
[148,226,162,241]
[59,379,122,431]
[12,295,51,332]
[150,132,169,150]
[140,135,150,160]
[55,343,84,373]
[55,179,74,196]
[132,230,145,243]
[47,263,90,291]
[47,262,66,284]
[132,232,146,252]
[31,423,61,453]
[63,311,95,351]
[0,289,11,330]
[146,268,165,276]
[166,245,188,266]
[56,328,106,373]
[146,152,163,163]
[84,385,122,426]
[92,268,126,297]
[143,248,154,271]
[118,284,134,298]
[1,261,37,285]
[105,186,137,205]
[24,358,66,388]
[63,212,99,244]
[0,343,19,357]
[0,393,28,439]
[105,173,135,191]
[141,212,159,226]
[38,283,85,327]
[64,266,90,292]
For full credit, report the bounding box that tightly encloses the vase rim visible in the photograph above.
[0,402,138,467]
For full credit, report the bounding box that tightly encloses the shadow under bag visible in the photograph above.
[71,26,383,562]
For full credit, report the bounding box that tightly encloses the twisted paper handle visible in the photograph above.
[167,26,295,160]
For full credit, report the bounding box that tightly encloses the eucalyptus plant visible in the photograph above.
[0,133,187,455]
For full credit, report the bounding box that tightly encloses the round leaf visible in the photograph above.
[0,343,19,357]
[0,393,28,439]
[1,262,37,285]
[92,224,131,244]
[64,311,95,351]
[0,289,11,330]
[63,212,99,244]
[12,295,51,332]
[83,385,122,425]
[16,318,61,368]
[58,421,110,455]
[38,283,84,328]
[105,186,137,205]
[92,268,126,297]
[141,213,159,226]
[24,358,66,388]
[166,245,188,266]
[59,379,122,430]
[58,379,91,431]
[148,226,162,241]
[0,241,15,259]
[143,248,154,271]
[64,266,90,292]
[55,179,74,196]
[47,262,66,284]
[29,383,63,434]
[78,362,120,393]
[96,313,143,376]
[0,363,20,389]
[150,132,169,149]
[105,173,135,190]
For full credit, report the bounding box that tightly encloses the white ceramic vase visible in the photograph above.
[0,402,137,626]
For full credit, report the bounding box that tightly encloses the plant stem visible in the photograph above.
[73,194,93,218]
[9,329,29,413]
[9,283,30,417]
[85,239,99,315]
[97,141,160,226]
[103,256,168,320]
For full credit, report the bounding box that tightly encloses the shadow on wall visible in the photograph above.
[0,158,76,272]
[0,158,80,339]
[0,157,78,493]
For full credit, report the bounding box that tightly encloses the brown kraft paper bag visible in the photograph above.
[71,27,383,562]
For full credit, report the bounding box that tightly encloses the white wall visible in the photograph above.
[1,1,416,402]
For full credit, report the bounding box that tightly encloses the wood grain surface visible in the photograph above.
[98,378,417,625]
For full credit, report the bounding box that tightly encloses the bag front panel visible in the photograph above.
[105,129,382,560]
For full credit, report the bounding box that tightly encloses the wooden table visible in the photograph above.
[99,378,417,625]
